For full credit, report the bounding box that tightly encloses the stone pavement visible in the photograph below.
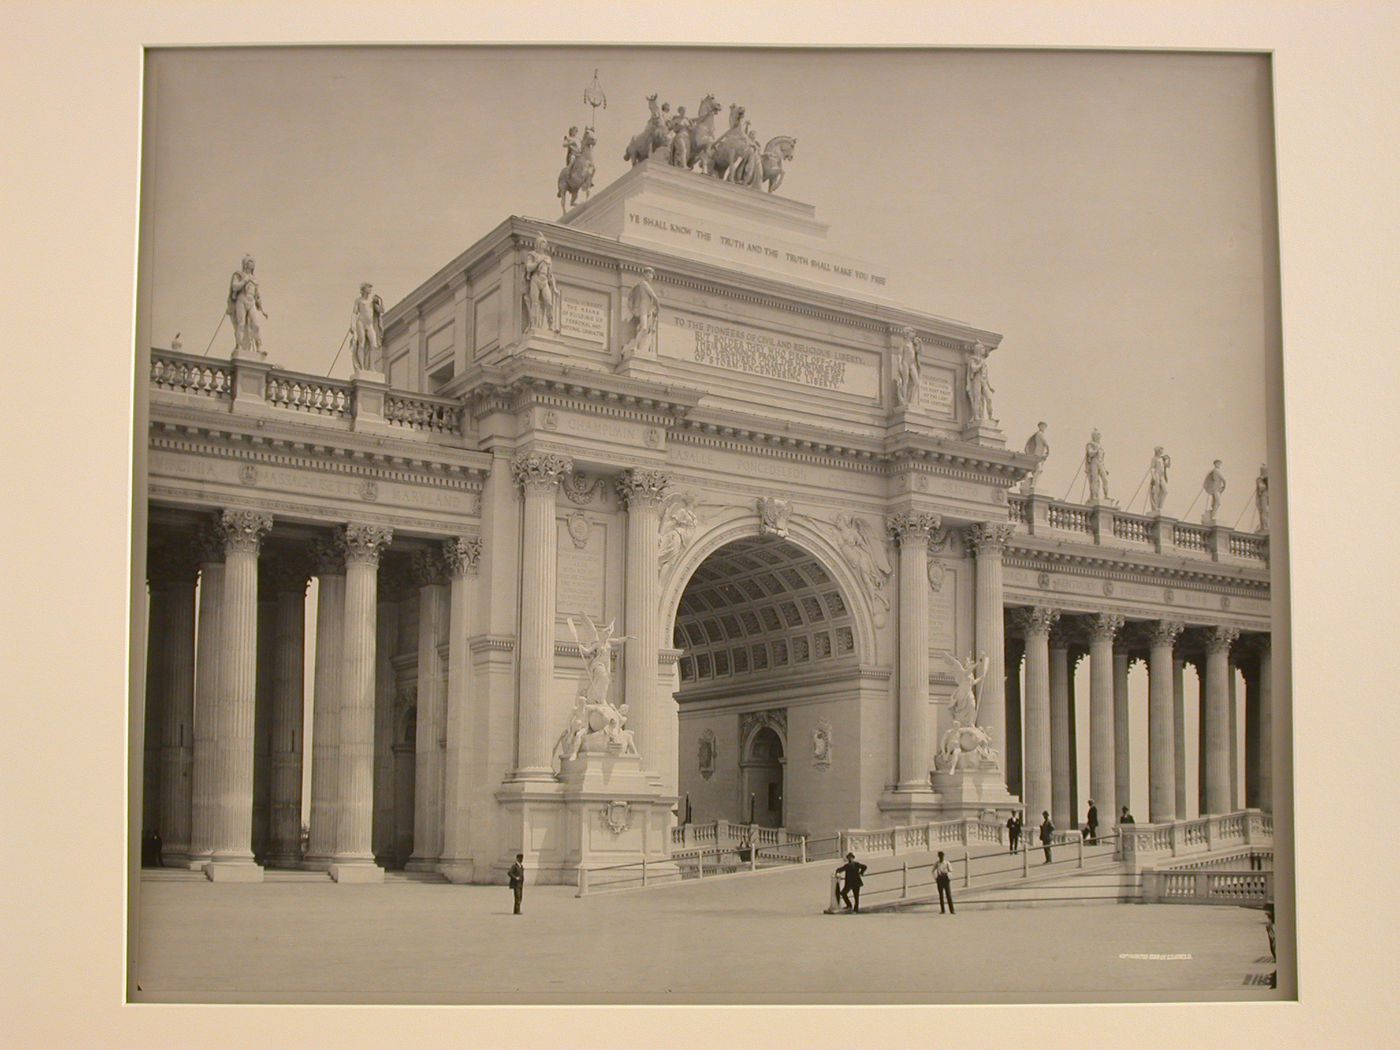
[133,861,1277,1004]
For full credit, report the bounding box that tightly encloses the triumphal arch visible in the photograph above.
[141,154,1273,885]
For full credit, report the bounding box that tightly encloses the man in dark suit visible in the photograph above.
[1006,814,1020,854]
[836,852,867,912]
[1120,806,1135,825]
[1086,800,1099,844]
[508,853,525,915]
[933,851,955,914]
[1039,811,1055,864]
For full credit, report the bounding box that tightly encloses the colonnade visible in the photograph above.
[1009,607,1271,832]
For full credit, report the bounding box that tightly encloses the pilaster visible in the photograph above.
[407,547,449,872]
[617,469,672,779]
[153,540,199,864]
[439,536,483,883]
[967,522,1015,791]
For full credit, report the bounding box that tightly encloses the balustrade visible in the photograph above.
[386,393,463,435]
[1048,504,1093,533]
[151,352,230,399]
[265,373,352,418]
[1111,514,1153,543]
[1173,523,1210,551]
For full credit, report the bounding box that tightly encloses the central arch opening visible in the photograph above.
[671,534,864,835]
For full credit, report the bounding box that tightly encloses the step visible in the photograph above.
[383,870,448,884]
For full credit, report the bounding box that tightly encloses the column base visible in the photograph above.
[404,856,441,873]
[505,766,559,783]
[263,851,304,870]
[183,853,212,871]
[329,859,386,884]
[159,849,190,868]
[877,787,943,825]
[301,853,333,872]
[438,860,476,884]
[203,859,264,883]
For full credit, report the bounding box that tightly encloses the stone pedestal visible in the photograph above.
[495,751,675,884]
[350,371,392,435]
[959,420,1006,447]
[929,767,1022,820]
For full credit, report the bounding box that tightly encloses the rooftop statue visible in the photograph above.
[673,94,722,174]
[522,235,560,334]
[757,135,797,194]
[892,326,922,407]
[1021,422,1050,494]
[1085,429,1111,503]
[557,127,597,214]
[622,266,660,357]
[708,103,752,183]
[624,94,673,166]
[1149,446,1172,515]
[170,332,182,353]
[1255,464,1270,533]
[349,282,385,374]
[965,342,995,423]
[227,254,267,358]
[666,106,692,168]
[1202,460,1227,525]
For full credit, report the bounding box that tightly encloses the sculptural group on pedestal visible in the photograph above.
[935,652,1001,774]
[552,615,638,773]
[614,93,797,194]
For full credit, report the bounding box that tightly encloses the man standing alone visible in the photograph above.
[1085,799,1099,844]
[508,853,525,915]
[934,851,955,914]
[1007,813,1021,854]
[836,852,868,913]
[1039,811,1055,865]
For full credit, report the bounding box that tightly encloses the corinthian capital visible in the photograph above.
[342,523,394,566]
[219,509,273,556]
[511,451,573,494]
[887,511,941,545]
[966,521,1015,557]
[1205,625,1240,654]
[615,468,672,509]
[1086,612,1125,643]
[1148,620,1186,649]
[1011,605,1060,638]
[442,536,483,578]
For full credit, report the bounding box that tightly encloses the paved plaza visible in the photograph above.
[133,868,1276,1004]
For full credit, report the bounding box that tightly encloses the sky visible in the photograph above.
[141,46,1274,525]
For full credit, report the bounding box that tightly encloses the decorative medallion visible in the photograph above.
[1163,587,1175,604]
[1037,571,1052,589]
[359,479,379,502]
[238,463,258,486]
[562,470,605,506]
[914,474,929,492]
[565,510,592,549]
[1102,580,1115,597]
[812,719,833,768]
[599,800,632,835]
[756,496,792,539]
[927,560,946,593]
[644,427,662,448]
[1220,595,1231,611]
[697,729,717,780]
[542,409,559,430]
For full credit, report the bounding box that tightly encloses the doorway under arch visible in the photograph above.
[670,533,872,835]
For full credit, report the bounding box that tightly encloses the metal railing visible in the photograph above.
[824,833,1123,913]
[577,834,824,897]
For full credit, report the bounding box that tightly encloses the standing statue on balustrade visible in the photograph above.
[349,282,385,374]
[1255,464,1270,532]
[1149,446,1172,515]
[1202,460,1227,525]
[1021,422,1050,494]
[1085,429,1111,503]
[227,254,268,357]
[965,342,995,423]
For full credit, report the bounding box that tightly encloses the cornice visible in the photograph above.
[1004,544,1269,594]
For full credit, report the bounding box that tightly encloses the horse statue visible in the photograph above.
[674,94,722,173]
[706,103,754,182]
[557,128,596,214]
[757,135,796,194]
[623,94,672,166]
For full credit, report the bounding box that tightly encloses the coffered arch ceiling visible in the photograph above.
[673,535,858,689]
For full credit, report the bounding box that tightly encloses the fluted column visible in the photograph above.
[1204,626,1239,814]
[1147,621,1185,823]
[1172,654,1187,818]
[1086,613,1124,830]
[1257,636,1273,814]
[510,452,572,779]
[187,522,225,868]
[1049,626,1073,829]
[155,544,198,864]
[1013,607,1058,824]
[206,508,273,880]
[968,523,1014,781]
[266,556,310,868]
[372,561,404,863]
[1229,657,1240,810]
[251,565,277,862]
[1005,635,1025,797]
[617,469,672,776]
[142,558,169,842]
[888,512,941,790]
[407,548,449,871]
[440,536,482,879]
[330,523,393,882]
[304,534,346,870]
[1112,643,1132,818]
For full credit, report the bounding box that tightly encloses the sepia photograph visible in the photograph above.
[6,3,1397,1045]
[131,44,1287,1004]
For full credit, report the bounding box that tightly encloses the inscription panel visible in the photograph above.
[473,288,500,354]
[559,290,609,345]
[917,368,956,416]
[556,519,607,621]
[659,312,880,400]
[928,565,958,652]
